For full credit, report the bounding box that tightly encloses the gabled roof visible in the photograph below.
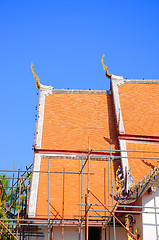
[126,141,159,184]
[41,89,118,151]
[112,78,159,203]
[118,81,159,137]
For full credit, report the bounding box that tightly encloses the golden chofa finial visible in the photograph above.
[31,63,40,90]
[101,54,112,79]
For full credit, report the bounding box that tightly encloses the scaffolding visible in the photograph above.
[1,147,159,239]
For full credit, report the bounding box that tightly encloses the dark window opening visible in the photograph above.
[89,227,101,240]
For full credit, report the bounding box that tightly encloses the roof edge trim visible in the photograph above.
[28,154,41,218]
[119,134,159,142]
[123,79,159,84]
[51,89,111,94]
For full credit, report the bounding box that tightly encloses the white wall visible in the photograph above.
[43,225,127,240]
[52,226,79,240]
[142,189,159,240]
[101,226,127,240]
[27,224,133,239]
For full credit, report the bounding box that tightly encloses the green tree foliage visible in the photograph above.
[0,171,31,239]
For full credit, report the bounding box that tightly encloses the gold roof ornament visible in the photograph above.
[101,54,112,79]
[31,63,40,90]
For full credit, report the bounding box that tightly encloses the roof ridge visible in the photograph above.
[123,79,159,84]
[51,89,111,94]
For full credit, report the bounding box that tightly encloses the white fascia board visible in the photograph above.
[29,84,53,218]
[119,139,128,178]
[28,154,41,218]
[35,84,53,149]
[111,75,125,134]
[111,75,128,177]
[40,153,77,158]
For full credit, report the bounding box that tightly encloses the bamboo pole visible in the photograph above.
[104,168,107,240]
[80,154,84,240]
[48,159,50,240]
[89,190,138,240]
[0,221,18,240]
[108,154,110,240]
[0,187,6,235]
[110,146,116,240]
[79,158,81,240]
[85,138,90,240]
[16,168,22,238]
[62,168,65,240]
[85,194,88,240]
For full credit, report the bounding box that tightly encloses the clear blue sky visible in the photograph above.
[0,0,159,171]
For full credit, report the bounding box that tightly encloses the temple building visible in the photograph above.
[28,59,159,240]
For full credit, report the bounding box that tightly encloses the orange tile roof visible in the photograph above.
[33,81,159,218]
[41,92,118,151]
[36,157,119,219]
[118,83,159,137]
[126,141,159,184]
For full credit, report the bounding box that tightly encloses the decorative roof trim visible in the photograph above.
[116,163,159,204]
[111,77,125,134]
[111,75,128,178]
[40,84,54,97]
[101,54,112,79]
[31,63,41,90]
[35,85,54,149]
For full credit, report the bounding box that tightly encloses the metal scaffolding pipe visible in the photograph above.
[48,159,50,240]
[110,145,116,240]
[78,203,159,209]
[79,159,81,240]
[78,148,159,154]
[81,154,84,240]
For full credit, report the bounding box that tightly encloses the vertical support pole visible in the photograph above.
[108,151,110,240]
[12,162,15,235]
[0,178,2,202]
[85,194,88,240]
[26,185,29,215]
[104,168,107,240]
[48,159,50,240]
[16,168,22,238]
[11,162,15,209]
[62,168,65,240]
[15,169,20,216]
[22,178,25,218]
[3,188,6,219]
[80,153,84,240]
[0,178,2,236]
[22,178,25,240]
[79,158,81,240]
[51,226,54,240]
[1,187,6,235]
[87,137,90,192]
[110,146,116,240]
[85,137,90,240]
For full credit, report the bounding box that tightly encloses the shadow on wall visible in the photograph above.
[142,159,155,170]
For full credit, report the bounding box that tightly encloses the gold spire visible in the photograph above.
[101,54,112,79]
[31,63,40,90]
